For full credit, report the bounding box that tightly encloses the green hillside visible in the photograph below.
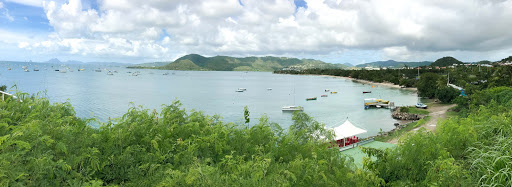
[430,56,463,67]
[153,54,347,71]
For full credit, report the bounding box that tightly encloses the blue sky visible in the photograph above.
[1,0,512,64]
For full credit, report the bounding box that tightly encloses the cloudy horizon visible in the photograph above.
[1,0,512,64]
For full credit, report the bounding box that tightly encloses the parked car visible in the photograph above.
[415,103,428,109]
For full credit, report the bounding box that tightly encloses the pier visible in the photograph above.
[364,98,394,109]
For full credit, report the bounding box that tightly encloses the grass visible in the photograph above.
[405,106,430,115]
[375,116,431,142]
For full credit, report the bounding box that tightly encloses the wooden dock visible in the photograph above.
[364,102,395,109]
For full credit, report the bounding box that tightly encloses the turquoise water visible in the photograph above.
[0,62,418,136]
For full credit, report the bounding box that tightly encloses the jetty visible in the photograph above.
[364,98,394,109]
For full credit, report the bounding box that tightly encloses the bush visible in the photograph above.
[436,86,459,103]
[417,73,440,98]
[400,106,409,113]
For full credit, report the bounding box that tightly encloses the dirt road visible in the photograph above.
[388,104,456,144]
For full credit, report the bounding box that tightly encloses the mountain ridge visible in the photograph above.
[144,54,348,71]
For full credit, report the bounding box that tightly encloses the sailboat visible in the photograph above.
[282,88,304,111]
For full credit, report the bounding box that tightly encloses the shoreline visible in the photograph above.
[307,74,418,92]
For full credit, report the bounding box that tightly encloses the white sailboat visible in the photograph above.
[282,88,303,111]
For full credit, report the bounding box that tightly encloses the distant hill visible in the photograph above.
[46,58,62,64]
[356,60,432,68]
[151,54,347,71]
[133,61,170,67]
[430,56,464,67]
[498,56,512,63]
[343,63,354,67]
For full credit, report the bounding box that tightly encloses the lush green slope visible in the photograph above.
[356,60,432,68]
[430,56,464,67]
[156,54,347,71]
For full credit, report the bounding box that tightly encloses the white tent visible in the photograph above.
[332,120,367,140]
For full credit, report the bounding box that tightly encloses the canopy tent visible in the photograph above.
[332,120,367,140]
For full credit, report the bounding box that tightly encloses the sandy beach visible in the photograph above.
[314,74,418,92]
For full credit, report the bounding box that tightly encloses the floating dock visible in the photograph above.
[364,98,394,109]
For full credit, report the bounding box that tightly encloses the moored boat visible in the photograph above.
[321,95,328,97]
[325,89,330,92]
[306,97,317,101]
[331,91,338,94]
[282,106,304,111]
[363,91,371,93]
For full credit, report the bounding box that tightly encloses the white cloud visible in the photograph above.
[18,42,30,48]
[0,2,3,8]
[10,0,512,63]
[5,0,44,7]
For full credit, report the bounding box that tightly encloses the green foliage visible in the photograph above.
[436,86,460,103]
[0,92,383,186]
[399,106,409,113]
[417,72,440,98]
[244,106,250,124]
[0,85,6,92]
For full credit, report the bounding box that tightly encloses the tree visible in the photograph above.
[244,106,250,124]
[436,86,459,103]
[417,73,440,98]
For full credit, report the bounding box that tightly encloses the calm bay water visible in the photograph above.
[0,62,419,136]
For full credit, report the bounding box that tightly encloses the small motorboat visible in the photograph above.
[321,95,328,97]
[324,89,330,92]
[267,88,272,90]
[95,69,102,72]
[306,97,317,101]
[7,68,11,70]
[107,71,114,75]
[282,106,304,111]
[331,91,338,94]
[363,91,371,94]
[238,88,247,91]
[236,88,245,92]
[163,72,169,75]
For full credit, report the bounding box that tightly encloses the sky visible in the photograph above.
[1,0,512,64]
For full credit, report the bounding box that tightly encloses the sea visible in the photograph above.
[0,62,419,137]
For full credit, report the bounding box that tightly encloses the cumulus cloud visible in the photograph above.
[12,0,512,63]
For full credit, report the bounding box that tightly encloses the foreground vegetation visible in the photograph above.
[2,83,512,185]
[0,91,381,186]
